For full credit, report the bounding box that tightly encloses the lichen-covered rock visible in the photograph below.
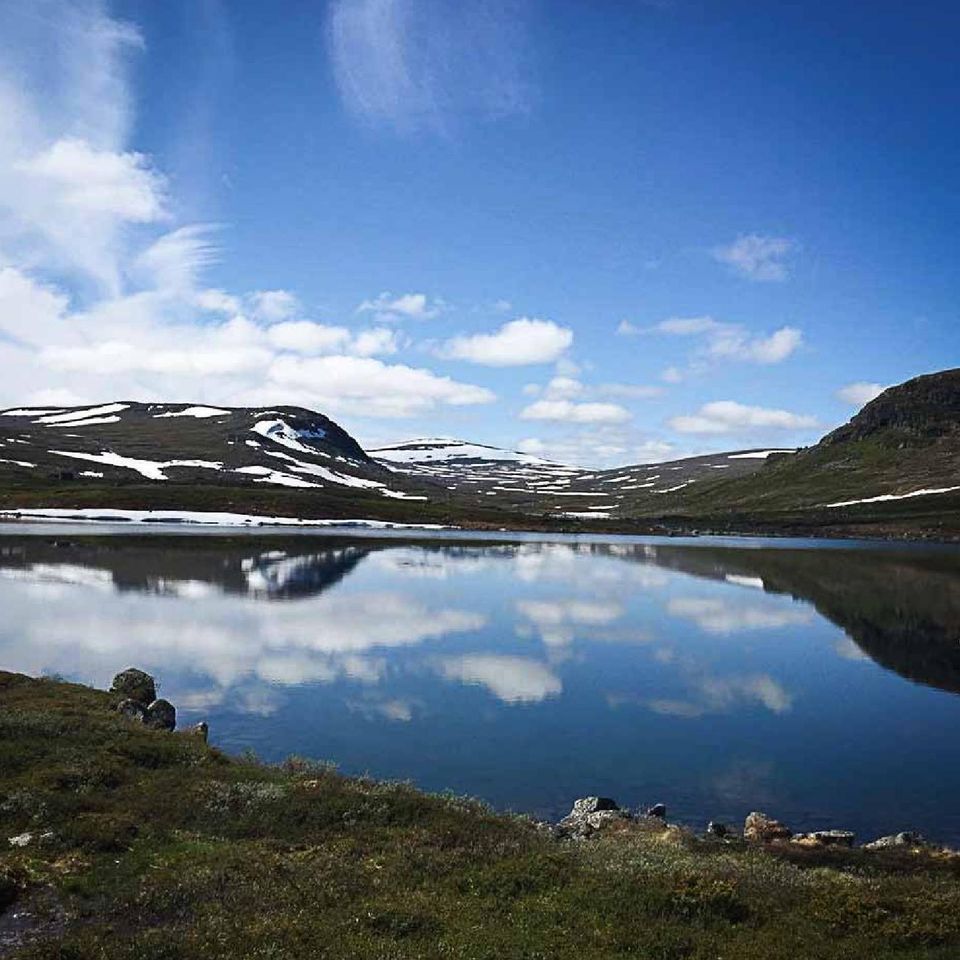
[145,698,176,731]
[569,797,619,818]
[110,668,156,705]
[864,831,928,851]
[116,699,146,723]
[791,830,855,848]
[558,797,631,839]
[744,811,792,842]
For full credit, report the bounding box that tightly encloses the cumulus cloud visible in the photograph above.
[327,0,535,133]
[712,234,795,282]
[520,399,630,424]
[650,316,803,365]
[837,381,885,407]
[668,401,817,435]
[249,289,300,323]
[357,291,443,322]
[437,317,573,366]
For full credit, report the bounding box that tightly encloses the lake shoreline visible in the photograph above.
[2,504,960,545]
[3,669,960,959]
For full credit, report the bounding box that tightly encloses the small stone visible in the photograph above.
[186,721,209,743]
[116,699,146,723]
[110,668,156,705]
[145,698,176,731]
[706,821,730,838]
[864,831,927,851]
[645,803,667,819]
[810,830,855,847]
[744,811,792,842]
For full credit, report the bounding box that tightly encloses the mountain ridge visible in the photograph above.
[1,368,958,538]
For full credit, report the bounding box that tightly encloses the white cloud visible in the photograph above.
[837,381,885,407]
[437,654,561,703]
[327,0,534,133]
[261,355,495,418]
[0,4,500,422]
[669,401,817,435]
[652,316,803,365]
[667,596,813,634]
[520,399,630,424]
[249,289,299,323]
[438,317,573,366]
[357,291,443,322]
[708,325,803,364]
[712,234,795,282]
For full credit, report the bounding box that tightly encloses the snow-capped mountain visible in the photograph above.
[372,437,794,519]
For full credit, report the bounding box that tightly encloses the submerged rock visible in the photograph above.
[116,699,147,723]
[145,699,176,731]
[744,811,793,842]
[110,669,156,706]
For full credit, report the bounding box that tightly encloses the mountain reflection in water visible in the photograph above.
[2,532,960,843]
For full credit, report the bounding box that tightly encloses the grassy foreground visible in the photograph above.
[3,674,960,959]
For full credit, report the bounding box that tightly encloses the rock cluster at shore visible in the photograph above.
[553,797,943,853]
[109,668,207,740]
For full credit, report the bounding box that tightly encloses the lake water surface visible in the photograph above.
[3,525,960,844]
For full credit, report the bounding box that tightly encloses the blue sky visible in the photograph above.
[0,0,956,466]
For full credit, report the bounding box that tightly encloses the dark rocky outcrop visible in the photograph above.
[145,699,176,731]
[110,669,156,705]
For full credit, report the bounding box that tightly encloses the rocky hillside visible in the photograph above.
[645,369,960,521]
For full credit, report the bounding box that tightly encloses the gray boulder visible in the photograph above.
[864,831,927,851]
[145,698,176,731]
[116,698,147,723]
[110,668,156,705]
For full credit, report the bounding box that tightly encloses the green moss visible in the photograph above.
[2,670,959,958]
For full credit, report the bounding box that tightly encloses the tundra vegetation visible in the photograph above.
[2,671,960,959]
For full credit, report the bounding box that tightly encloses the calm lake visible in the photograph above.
[3,525,960,844]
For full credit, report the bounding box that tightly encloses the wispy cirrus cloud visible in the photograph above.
[326,0,536,133]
